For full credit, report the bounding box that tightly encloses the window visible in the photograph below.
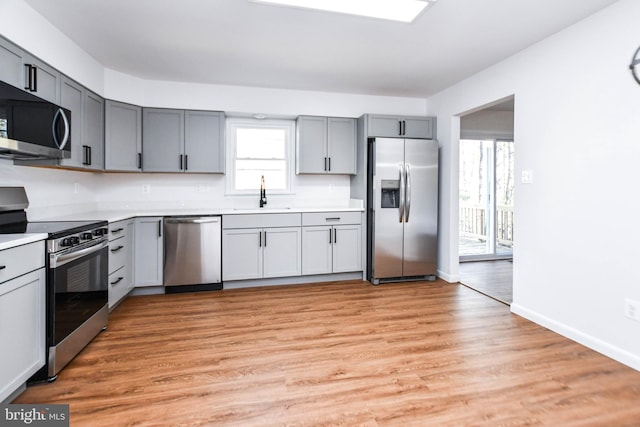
[226,118,294,194]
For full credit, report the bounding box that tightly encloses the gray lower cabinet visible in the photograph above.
[222,214,302,281]
[301,212,362,275]
[134,217,163,287]
[366,114,435,139]
[143,108,225,173]
[0,36,24,89]
[0,241,46,403]
[22,52,60,104]
[105,100,142,172]
[296,116,356,174]
[108,219,135,309]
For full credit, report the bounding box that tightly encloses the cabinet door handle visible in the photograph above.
[24,64,37,92]
[324,157,328,171]
[184,155,188,171]
[138,153,142,169]
[179,154,184,170]
[158,221,162,237]
[398,120,403,136]
[328,157,331,172]
[111,228,124,234]
[110,277,124,285]
[0,265,6,271]
[325,217,340,222]
[88,146,92,166]
[329,229,332,244]
[264,231,267,247]
[110,245,124,253]
[259,231,262,247]
[334,228,337,244]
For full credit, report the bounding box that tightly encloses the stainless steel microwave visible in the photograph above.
[0,80,71,160]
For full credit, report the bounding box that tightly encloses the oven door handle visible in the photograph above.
[50,240,108,268]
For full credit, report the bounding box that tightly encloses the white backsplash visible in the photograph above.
[1,158,357,219]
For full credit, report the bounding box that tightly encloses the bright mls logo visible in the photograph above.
[1,405,69,426]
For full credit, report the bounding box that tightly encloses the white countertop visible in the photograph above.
[0,234,48,251]
[37,205,364,223]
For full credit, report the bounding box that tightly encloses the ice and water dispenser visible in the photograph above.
[380,179,400,208]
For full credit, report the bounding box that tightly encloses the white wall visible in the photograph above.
[428,0,640,370]
[1,0,427,217]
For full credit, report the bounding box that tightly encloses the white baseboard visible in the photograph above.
[437,269,459,283]
[511,303,640,372]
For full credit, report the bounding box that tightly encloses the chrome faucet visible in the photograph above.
[259,175,267,208]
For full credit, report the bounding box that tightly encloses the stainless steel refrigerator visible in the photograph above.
[367,137,438,284]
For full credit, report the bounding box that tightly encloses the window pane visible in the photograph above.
[237,128,285,159]
[236,159,286,190]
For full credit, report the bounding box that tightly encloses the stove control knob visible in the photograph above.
[93,228,106,237]
[82,232,93,240]
[70,236,80,245]
[61,238,72,247]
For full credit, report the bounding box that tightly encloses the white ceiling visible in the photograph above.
[23,0,619,98]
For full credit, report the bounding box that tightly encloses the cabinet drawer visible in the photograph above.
[0,241,45,284]
[108,238,127,274]
[302,211,362,226]
[108,220,130,240]
[223,213,301,229]
[108,266,129,309]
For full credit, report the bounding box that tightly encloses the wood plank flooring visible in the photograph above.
[14,280,640,426]
[459,260,513,305]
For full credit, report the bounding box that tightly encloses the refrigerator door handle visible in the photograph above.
[405,164,411,223]
[399,163,405,223]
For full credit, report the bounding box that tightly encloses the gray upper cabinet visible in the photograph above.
[143,108,225,173]
[82,90,104,171]
[297,115,356,175]
[0,37,24,89]
[184,110,225,173]
[59,77,104,171]
[367,114,435,139]
[105,100,142,172]
[142,108,185,172]
[59,76,84,169]
[22,52,60,104]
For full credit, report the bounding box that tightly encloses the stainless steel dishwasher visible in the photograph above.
[163,216,222,292]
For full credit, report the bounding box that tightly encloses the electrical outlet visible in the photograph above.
[624,298,640,322]
[521,170,534,184]
[196,184,209,193]
[142,184,150,194]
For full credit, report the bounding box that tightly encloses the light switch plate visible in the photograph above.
[521,170,533,184]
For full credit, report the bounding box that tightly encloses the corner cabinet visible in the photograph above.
[301,212,362,275]
[134,217,163,287]
[366,114,435,139]
[296,116,356,175]
[222,214,302,281]
[105,100,143,172]
[142,108,225,173]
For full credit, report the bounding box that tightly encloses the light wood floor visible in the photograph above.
[15,280,640,426]
[459,260,513,305]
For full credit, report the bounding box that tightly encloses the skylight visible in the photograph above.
[251,0,437,23]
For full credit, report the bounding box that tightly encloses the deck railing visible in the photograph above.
[459,204,513,247]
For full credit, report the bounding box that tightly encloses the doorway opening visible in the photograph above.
[458,97,514,305]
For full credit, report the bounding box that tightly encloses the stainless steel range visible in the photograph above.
[0,187,108,382]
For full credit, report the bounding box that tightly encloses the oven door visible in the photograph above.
[48,239,108,346]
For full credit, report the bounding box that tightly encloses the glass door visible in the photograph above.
[459,139,514,260]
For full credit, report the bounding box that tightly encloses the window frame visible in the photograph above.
[225,117,295,196]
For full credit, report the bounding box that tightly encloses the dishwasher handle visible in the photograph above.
[164,217,221,225]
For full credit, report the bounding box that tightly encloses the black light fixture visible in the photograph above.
[630,45,640,85]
